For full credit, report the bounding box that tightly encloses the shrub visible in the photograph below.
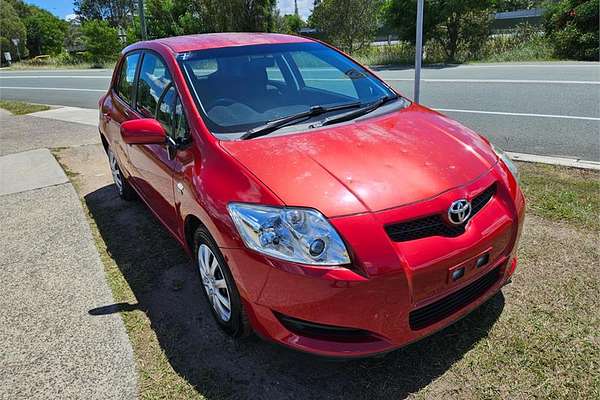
[544,0,599,61]
[353,42,415,66]
[478,23,554,62]
[81,20,122,66]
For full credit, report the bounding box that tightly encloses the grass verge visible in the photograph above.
[56,144,600,400]
[0,100,50,115]
[518,162,600,231]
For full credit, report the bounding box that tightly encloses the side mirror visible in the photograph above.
[121,118,166,145]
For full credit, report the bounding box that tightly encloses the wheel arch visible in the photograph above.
[183,213,205,253]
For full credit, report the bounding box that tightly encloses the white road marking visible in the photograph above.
[435,108,600,121]
[377,64,599,70]
[440,63,600,68]
[0,86,105,92]
[385,78,599,85]
[304,78,599,85]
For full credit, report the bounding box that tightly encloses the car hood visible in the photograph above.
[220,104,498,217]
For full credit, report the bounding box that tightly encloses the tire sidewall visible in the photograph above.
[194,227,246,337]
[108,147,135,201]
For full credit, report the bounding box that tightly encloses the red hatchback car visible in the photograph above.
[99,33,524,357]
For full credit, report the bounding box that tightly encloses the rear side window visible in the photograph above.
[137,53,172,118]
[116,53,140,105]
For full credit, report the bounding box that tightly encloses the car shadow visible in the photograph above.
[85,184,504,400]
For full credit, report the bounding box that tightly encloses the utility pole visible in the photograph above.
[414,0,424,103]
[138,0,147,40]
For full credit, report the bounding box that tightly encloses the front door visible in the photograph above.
[127,51,180,234]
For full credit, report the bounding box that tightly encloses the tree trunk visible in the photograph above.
[445,14,459,63]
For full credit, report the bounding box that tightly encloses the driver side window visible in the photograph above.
[156,86,190,143]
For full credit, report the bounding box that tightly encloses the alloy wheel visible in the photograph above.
[198,244,232,322]
[108,149,123,195]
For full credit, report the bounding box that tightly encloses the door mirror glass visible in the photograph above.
[121,119,166,145]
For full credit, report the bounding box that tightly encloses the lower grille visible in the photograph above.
[276,313,376,342]
[385,184,497,242]
[409,266,501,330]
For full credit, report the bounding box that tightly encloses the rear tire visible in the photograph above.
[107,147,136,201]
[193,226,250,338]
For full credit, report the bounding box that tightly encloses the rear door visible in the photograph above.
[102,51,141,176]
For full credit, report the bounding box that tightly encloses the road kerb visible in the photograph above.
[507,151,600,171]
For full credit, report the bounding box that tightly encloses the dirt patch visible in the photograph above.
[53,144,111,196]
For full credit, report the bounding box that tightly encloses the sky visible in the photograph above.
[24,0,313,21]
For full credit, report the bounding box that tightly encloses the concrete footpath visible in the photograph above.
[0,110,137,399]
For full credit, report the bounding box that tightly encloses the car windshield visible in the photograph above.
[178,42,398,136]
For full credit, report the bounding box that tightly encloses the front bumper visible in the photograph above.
[222,167,525,357]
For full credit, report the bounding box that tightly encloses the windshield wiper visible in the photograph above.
[309,95,398,129]
[240,101,361,140]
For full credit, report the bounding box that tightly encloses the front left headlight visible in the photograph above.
[492,144,519,182]
[227,203,350,266]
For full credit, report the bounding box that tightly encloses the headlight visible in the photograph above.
[491,144,519,181]
[227,203,350,266]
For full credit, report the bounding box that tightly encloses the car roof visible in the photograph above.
[146,32,314,53]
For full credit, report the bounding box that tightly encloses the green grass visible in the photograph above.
[518,162,600,231]
[0,100,50,115]
[6,61,95,70]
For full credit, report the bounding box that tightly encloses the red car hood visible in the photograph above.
[220,104,498,217]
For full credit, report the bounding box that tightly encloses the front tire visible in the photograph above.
[107,147,136,201]
[194,227,250,338]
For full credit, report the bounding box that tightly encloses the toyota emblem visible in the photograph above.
[448,199,472,225]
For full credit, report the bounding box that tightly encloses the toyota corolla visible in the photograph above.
[98,33,525,357]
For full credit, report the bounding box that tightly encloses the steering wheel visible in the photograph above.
[207,97,238,110]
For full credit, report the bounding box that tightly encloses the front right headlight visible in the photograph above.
[227,203,351,266]
[491,144,519,182]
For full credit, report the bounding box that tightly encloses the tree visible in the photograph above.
[310,0,383,53]
[384,0,493,62]
[544,0,598,61]
[275,13,305,34]
[74,0,133,28]
[141,0,277,38]
[0,0,28,63]
[24,9,67,56]
[81,20,122,64]
[203,0,277,32]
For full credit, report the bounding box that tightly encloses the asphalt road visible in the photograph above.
[1,62,598,160]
